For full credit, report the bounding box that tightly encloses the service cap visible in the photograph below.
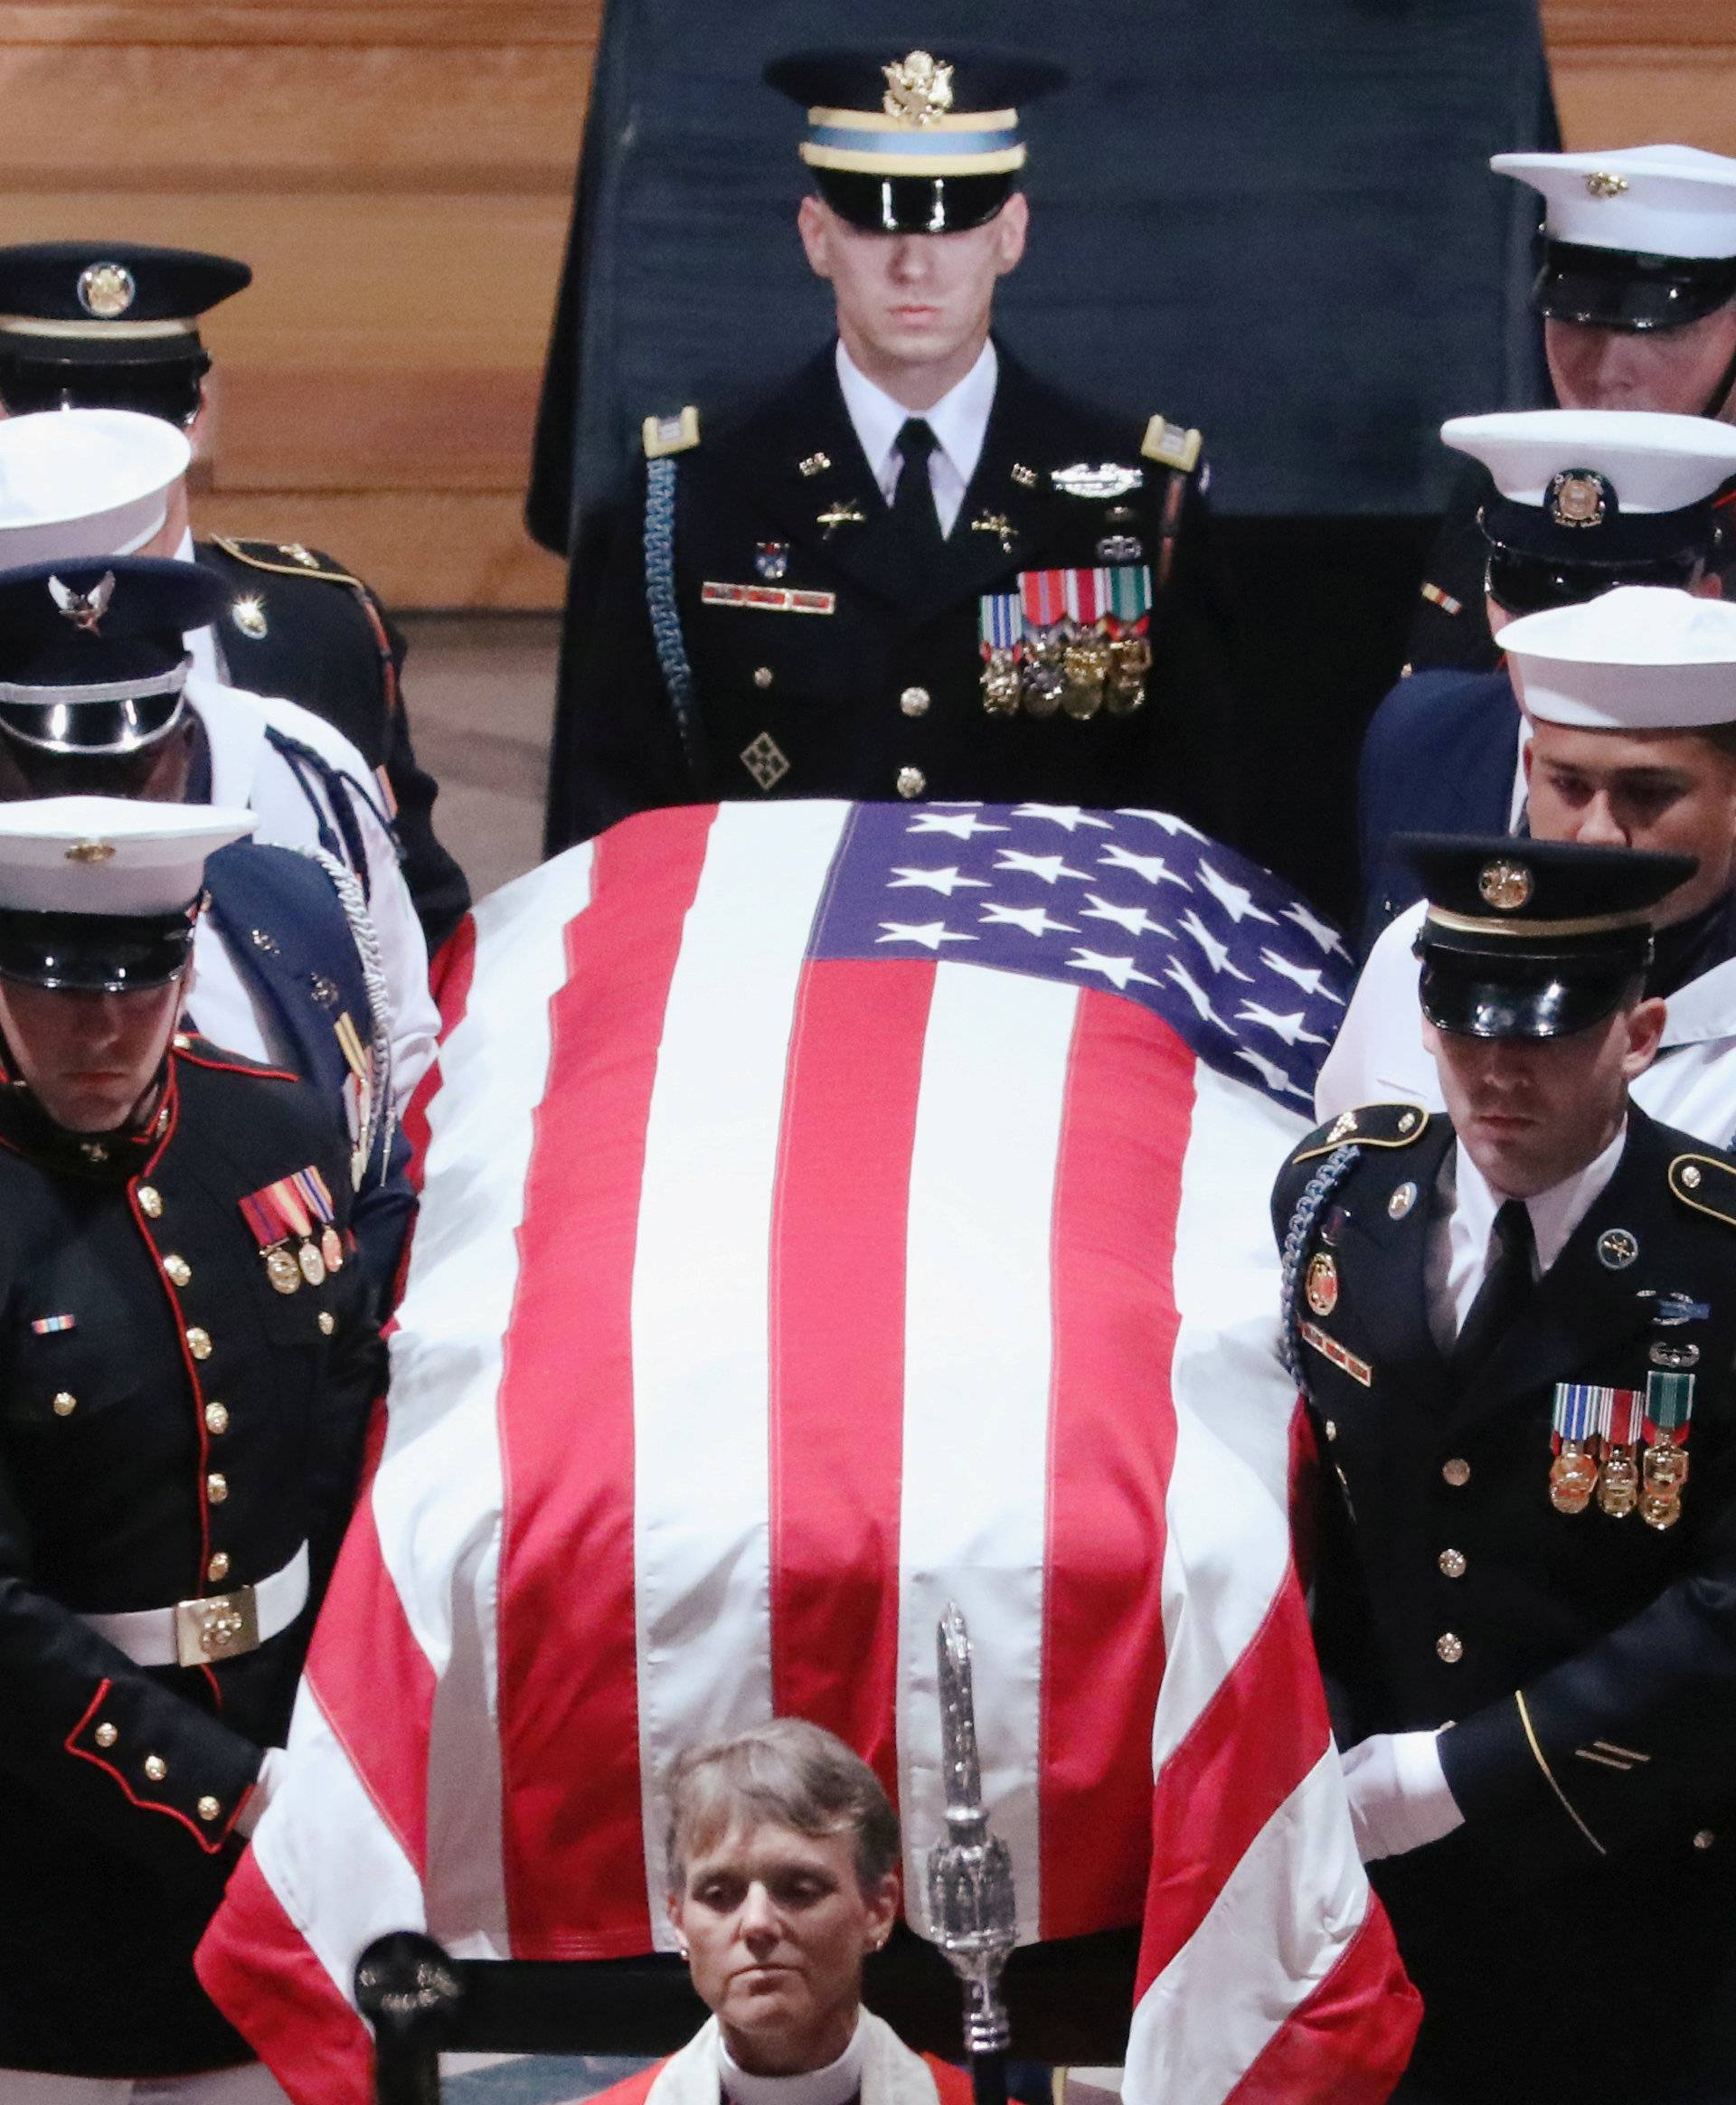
[0,241,249,422]
[1492,145,1736,331]
[0,794,252,992]
[0,409,190,570]
[1441,407,1736,612]
[1502,584,1736,731]
[1402,833,1694,1039]
[0,555,230,757]
[765,44,1064,232]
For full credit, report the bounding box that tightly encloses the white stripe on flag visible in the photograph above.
[897,962,1080,1944]
[253,1679,428,2005]
[633,803,852,1939]
[386,843,598,1954]
[1123,1748,1370,2101]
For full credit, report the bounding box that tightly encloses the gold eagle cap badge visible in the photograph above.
[883,50,954,126]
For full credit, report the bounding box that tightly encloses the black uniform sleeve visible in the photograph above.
[303,1233,385,1603]
[0,1469,264,1883]
[543,472,693,856]
[372,607,472,954]
[1439,1441,1736,1880]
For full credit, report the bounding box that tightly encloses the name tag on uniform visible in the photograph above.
[701,581,836,616]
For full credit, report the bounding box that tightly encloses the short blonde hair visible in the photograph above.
[665,1718,900,1896]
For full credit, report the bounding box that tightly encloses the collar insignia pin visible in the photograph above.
[1598,1227,1639,1271]
[1389,1180,1418,1221]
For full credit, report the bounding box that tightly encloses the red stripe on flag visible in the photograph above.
[496,805,718,1956]
[195,1849,376,2105]
[768,956,934,1802]
[303,1467,436,1874]
[1038,993,1184,1939]
[1136,1568,1330,1985]
[1223,1902,1423,2105]
[405,908,478,1193]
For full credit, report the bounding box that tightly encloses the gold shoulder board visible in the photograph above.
[1292,1101,1431,1165]
[210,535,363,590]
[642,406,702,459]
[1140,415,1203,475]
[1668,1153,1736,1230]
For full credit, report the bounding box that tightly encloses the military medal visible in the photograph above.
[265,1247,301,1296]
[1640,1369,1694,1530]
[1305,1251,1339,1317]
[1021,627,1066,716]
[298,1241,327,1287]
[1549,1383,1605,1513]
[977,592,1023,716]
[1061,628,1110,718]
[322,1225,344,1273]
[241,1165,340,1298]
[1107,631,1152,714]
[1595,1387,1645,1518]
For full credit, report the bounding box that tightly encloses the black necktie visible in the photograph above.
[890,416,943,546]
[1451,1198,1536,1376]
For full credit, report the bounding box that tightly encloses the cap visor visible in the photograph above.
[0,911,191,992]
[1418,956,1637,1039]
[813,168,1014,232]
[1533,250,1736,332]
[0,692,184,758]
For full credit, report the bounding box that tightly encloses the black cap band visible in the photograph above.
[0,906,194,993]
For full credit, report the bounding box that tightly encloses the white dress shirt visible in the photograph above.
[1425,1122,1628,1355]
[717,2016,864,2105]
[835,338,998,538]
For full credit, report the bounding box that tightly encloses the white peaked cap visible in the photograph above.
[0,797,254,916]
[1504,586,1736,730]
[1442,409,1736,512]
[0,409,190,567]
[1492,145,1736,260]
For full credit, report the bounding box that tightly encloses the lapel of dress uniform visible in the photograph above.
[1342,1119,1457,1413]
[901,349,1050,619]
[774,352,907,608]
[1454,1109,1664,1430]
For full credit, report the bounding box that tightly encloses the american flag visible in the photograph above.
[197,801,1418,2104]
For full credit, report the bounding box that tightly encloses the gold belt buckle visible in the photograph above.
[175,1584,261,1667]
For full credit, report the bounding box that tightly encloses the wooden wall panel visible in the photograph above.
[0,1,1728,608]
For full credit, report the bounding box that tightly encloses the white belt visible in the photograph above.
[80,1542,309,1669]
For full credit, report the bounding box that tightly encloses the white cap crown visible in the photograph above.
[0,795,253,916]
[1492,144,1736,260]
[0,409,189,568]
[1504,585,1736,730]
[1442,408,1736,513]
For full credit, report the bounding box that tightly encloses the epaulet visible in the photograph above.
[172,1032,298,1084]
[1140,414,1203,475]
[1291,1101,1430,1165]
[642,406,701,459]
[1667,1150,1736,1229]
[209,535,364,590]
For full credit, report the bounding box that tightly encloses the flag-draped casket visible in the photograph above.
[197,800,1420,2102]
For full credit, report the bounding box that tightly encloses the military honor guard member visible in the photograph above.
[0,239,470,949]
[0,797,382,2097]
[1276,835,1736,2103]
[1323,587,1736,1146]
[544,43,1230,853]
[1410,143,1736,676]
[0,544,416,1298]
[0,406,440,1130]
[1360,407,1736,948]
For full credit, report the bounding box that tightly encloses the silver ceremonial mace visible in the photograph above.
[927,1603,1016,2105]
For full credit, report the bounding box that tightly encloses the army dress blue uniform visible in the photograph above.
[1274,1100,1736,2103]
[546,345,1228,853]
[0,1036,382,2077]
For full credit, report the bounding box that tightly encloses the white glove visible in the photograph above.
[235,1747,288,1838]
[1340,1731,1464,1862]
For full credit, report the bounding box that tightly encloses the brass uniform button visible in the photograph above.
[186,1326,212,1361]
[900,684,931,718]
[208,1552,231,1583]
[1324,1420,1337,1442]
[198,1796,222,1824]
[52,1392,76,1418]
[163,1254,191,1288]
[137,1185,163,1219]
[94,1723,118,1749]
[752,665,773,690]
[1436,1632,1464,1665]
[1439,1548,1467,1579]
[207,1473,228,1505]
[205,1402,230,1436]
[173,1032,193,1051]
[318,1310,335,1336]
[144,1754,167,1781]
[1683,1165,1703,1189]
[896,765,927,800]
[1694,1829,1716,1851]
[1442,1458,1471,1488]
